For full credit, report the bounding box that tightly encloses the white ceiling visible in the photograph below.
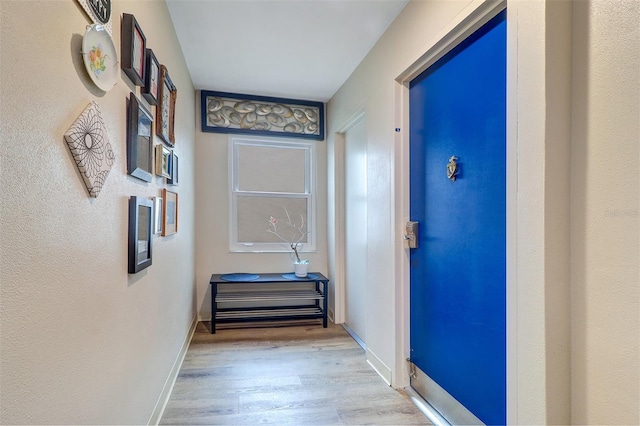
[166,0,408,102]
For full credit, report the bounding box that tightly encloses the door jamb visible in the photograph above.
[333,106,367,325]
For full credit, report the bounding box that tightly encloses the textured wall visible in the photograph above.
[0,1,196,424]
[571,0,640,423]
[544,0,573,423]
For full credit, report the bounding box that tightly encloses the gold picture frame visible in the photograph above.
[155,144,171,178]
[162,189,178,236]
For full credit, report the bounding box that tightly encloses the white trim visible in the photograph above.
[332,104,367,325]
[147,315,198,426]
[393,0,511,417]
[393,71,412,389]
[366,347,393,386]
[394,86,411,389]
[331,131,346,324]
[342,323,366,350]
[395,0,505,83]
[336,108,366,134]
[505,2,518,424]
[327,307,335,323]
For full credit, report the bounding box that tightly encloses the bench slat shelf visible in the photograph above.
[217,307,323,319]
[216,290,323,303]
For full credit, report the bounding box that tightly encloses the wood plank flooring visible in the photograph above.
[160,321,430,425]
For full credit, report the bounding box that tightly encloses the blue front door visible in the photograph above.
[409,11,506,425]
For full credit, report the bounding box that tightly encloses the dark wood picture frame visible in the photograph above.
[156,65,177,146]
[167,152,178,185]
[121,13,146,86]
[142,48,160,105]
[162,189,178,236]
[128,196,153,273]
[126,92,153,182]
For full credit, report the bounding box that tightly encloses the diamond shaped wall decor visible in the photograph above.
[64,101,115,197]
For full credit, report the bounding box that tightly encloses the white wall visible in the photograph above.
[0,1,196,424]
[194,103,328,321]
[571,0,639,424]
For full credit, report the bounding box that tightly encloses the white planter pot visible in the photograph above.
[294,260,309,277]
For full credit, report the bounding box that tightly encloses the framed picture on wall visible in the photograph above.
[167,152,178,185]
[128,196,153,273]
[142,48,160,105]
[162,189,178,236]
[155,144,171,178]
[121,13,146,86]
[156,65,177,146]
[153,196,163,235]
[126,92,153,182]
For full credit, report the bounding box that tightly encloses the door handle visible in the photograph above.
[404,221,418,249]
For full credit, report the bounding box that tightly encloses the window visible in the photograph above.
[229,136,316,253]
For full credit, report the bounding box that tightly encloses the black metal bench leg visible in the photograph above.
[211,283,217,334]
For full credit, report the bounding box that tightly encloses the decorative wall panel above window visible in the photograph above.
[201,90,324,140]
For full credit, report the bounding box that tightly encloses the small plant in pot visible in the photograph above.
[267,208,309,277]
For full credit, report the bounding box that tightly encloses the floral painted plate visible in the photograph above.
[82,24,118,91]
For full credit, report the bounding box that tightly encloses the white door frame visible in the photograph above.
[333,105,367,325]
[392,0,514,420]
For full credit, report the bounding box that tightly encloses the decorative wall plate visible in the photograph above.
[64,102,115,197]
[82,24,118,91]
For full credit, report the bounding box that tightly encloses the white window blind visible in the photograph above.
[229,137,316,252]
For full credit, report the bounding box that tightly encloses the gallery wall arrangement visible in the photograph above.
[68,3,180,274]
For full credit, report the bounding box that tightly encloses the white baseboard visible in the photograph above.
[342,323,366,350]
[147,315,198,425]
[366,348,393,386]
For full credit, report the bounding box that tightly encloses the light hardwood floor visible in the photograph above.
[160,321,430,425]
